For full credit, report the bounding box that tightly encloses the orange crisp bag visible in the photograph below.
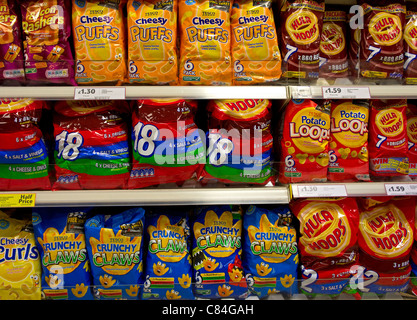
[230,0,282,84]
[127,0,178,85]
[72,0,127,85]
[178,0,232,85]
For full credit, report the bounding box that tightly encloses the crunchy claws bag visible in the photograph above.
[404,4,417,84]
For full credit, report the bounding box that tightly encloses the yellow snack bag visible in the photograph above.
[127,0,178,85]
[230,0,282,84]
[72,0,127,85]
[178,0,232,85]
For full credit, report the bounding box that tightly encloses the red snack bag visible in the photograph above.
[404,4,417,84]
[368,99,409,177]
[406,103,417,179]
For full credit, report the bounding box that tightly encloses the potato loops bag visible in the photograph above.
[407,103,417,179]
[127,0,178,85]
[72,0,127,85]
[142,207,194,300]
[404,4,417,84]
[278,99,331,184]
[243,205,298,298]
[328,99,370,182]
[32,207,94,300]
[85,207,145,300]
[230,0,282,84]
[178,0,232,85]
[192,205,249,299]
[0,210,41,300]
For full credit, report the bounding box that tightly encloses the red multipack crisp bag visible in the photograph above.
[404,3,417,84]
[368,99,409,177]
[406,103,417,179]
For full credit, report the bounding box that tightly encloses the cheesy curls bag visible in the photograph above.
[230,0,282,84]
[178,0,232,85]
[127,0,178,85]
[72,0,127,85]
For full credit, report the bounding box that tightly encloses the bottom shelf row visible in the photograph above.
[2,196,417,301]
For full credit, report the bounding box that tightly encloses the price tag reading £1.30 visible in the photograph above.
[322,86,371,99]
[385,184,417,196]
[74,87,126,100]
[296,184,347,198]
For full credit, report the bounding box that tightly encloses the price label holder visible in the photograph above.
[74,87,126,100]
[0,193,36,208]
[322,86,371,100]
[291,86,313,99]
[295,184,348,198]
[385,183,417,196]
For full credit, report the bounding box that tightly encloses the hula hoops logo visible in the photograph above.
[375,109,404,138]
[369,12,402,46]
[320,23,345,56]
[407,117,417,144]
[404,22,417,51]
[286,10,319,45]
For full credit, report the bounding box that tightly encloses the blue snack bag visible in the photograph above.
[85,207,145,300]
[32,207,94,300]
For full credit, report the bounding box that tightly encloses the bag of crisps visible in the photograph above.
[72,0,127,85]
[127,0,178,85]
[178,0,232,85]
[328,99,370,182]
[230,0,282,84]
[368,99,409,177]
[407,103,417,179]
[85,207,145,300]
[142,207,194,300]
[243,205,298,298]
[404,4,417,84]
[32,207,94,300]
[348,12,361,79]
[19,0,75,85]
[278,99,331,184]
[192,205,249,299]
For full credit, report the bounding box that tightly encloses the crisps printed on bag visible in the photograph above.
[404,4,417,84]
[407,103,417,179]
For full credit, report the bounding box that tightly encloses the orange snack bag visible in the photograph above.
[178,0,232,85]
[127,0,178,85]
[72,0,127,85]
[230,0,282,84]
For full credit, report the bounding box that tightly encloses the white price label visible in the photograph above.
[296,184,347,198]
[322,86,371,99]
[385,184,417,196]
[291,86,313,99]
[74,87,126,100]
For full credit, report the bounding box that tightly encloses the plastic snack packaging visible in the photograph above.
[243,205,298,298]
[192,205,249,299]
[328,99,370,182]
[128,99,205,189]
[280,0,325,81]
[127,0,178,85]
[407,103,417,179]
[0,0,25,84]
[278,99,331,184]
[52,100,130,190]
[359,0,405,81]
[410,202,417,296]
[368,99,409,177]
[142,207,194,300]
[200,99,274,185]
[0,99,51,191]
[32,207,94,300]
[404,4,417,84]
[290,197,360,296]
[19,0,75,85]
[178,0,232,85]
[348,12,361,79]
[230,0,282,84]
[0,209,41,300]
[85,207,145,300]
[72,0,127,85]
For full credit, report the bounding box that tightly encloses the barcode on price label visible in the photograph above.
[296,184,347,198]
[322,86,371,99]
[74,87,126,100]
[385,184,417,196]
[291,86,313,99]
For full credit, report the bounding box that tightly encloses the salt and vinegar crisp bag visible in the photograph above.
[127,0,178,85]
[230,0,282,84]
[178,0,232,85]
[407,103,417,180]
[404,4,417,84]
[72,0,127,85]
[192,205,248,299]
[243,205,298,298]
[0,210,41,300]
[32,207,94,300]
[142,208,194,300]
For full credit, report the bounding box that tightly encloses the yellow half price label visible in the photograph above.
[0,194,36,208]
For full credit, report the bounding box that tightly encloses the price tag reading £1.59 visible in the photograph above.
[296,184,347,198]
[74,87,126,100]
[322,86,371,99]
[385,184,417,196]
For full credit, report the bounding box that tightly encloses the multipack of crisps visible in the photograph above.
[0,210,41,300]
[0,99,51,191]
[328,99,370,182]
[201,99,274,185]
[72,0,127,85]
[19,0,75,85]
[357,197,415,294]
[319,10,348,79]
[407,103,417,179]
[359,0,405,81]
[127,0,178,85]
[278,99,330,184]
[128,99,205,189]
[0,0,25,84]
[290,198,360,296]
[404,3,417,84]
[411,204,417,296]
[230,0,281,84]
[348,12,361,78]
[32,207,94,300]
[280,0,325,80]
[178,0,232,85]
[52,100,130,190]
[142,207,194,300]
[368,99,409,177]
